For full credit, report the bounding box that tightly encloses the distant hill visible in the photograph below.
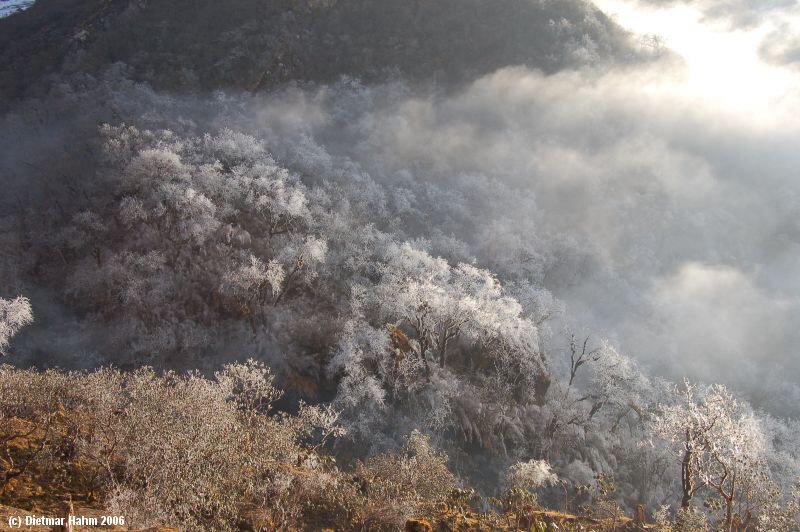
[0,0,634,101]
[0,0,34,19]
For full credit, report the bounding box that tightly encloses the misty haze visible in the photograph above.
[1,0,799,530]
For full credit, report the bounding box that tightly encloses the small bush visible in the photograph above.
[0,361,345,531]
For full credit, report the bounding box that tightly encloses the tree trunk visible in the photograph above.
[680,431,695,509]
[533,371,551,406]
[724,493,734,532]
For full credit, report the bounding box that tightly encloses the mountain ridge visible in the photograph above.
[0,0,35,19]
[0,0,635,103]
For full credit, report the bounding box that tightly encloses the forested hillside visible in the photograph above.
[1,0,799,530]
[0,0,633,104]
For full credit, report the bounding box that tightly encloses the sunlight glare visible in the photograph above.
[594,0,800,128]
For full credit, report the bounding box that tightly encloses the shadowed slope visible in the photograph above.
[0,0,634,102]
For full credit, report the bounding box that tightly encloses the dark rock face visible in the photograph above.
[0,0,634,101]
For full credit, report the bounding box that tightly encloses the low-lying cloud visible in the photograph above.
[231,42,800,413]
[2,0,798,417]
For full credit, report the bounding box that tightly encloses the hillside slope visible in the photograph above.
[0,0,34,19]
[0,0,633,102]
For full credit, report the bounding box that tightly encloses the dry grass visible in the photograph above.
[421,504,655,531]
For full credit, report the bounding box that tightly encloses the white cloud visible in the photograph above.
[240,49,800,411]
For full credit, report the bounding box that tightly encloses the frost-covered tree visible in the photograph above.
[58,125,330,359]
[579,341,651,425]
[507,459,558,491]
[653,381,778,529]
[330,241,556,451]
[373,243,547,385]
[0,296,32,356]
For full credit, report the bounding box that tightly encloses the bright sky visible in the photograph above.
[594,0,800,129]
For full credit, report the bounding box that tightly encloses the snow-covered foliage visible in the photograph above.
[0,296,32,356]
[651,381,794,528]
[507,459,558,491]
[0,75,798,528]
[59,125,327,360]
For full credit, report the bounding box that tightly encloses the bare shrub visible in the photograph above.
[366,430,455,502]
[0,361,347,531]
[674,506,709,532]
[345,430,456,529]
[0,365,71,492]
